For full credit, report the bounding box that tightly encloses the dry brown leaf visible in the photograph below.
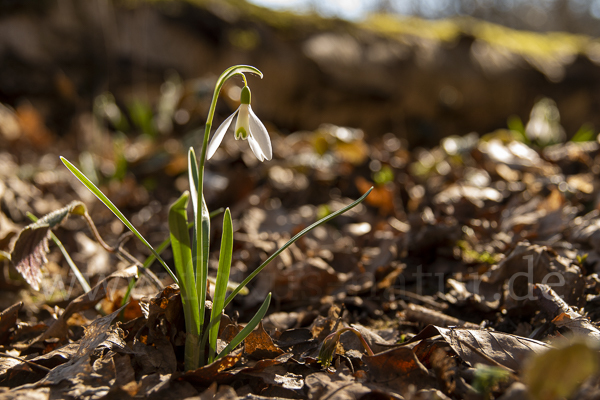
[486,241,585,308]
[181,349,243,386]
[0,302,22,344]
[10,201,87,290]
[36,266,137,342]
[305,370,372,399]
[356,177,395,216]
[363,346,435,393]
[243,322,284,360]
[534,284,600,341]
[37,305,126,386]
[403,325,551,372]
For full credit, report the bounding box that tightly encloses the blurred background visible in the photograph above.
[1,0,599,151]
[250,0,600,34]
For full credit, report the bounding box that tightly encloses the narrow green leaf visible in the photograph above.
[60,156,178,284]
[196,194,210,331]
[224,188,373,307]
[168,192,199,321]
[188,147,200,278]
[208,208,233,363]
[216,292,271,360]
[168,192,200,371]
[188,148,208,331]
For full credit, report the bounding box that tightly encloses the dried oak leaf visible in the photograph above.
[533,284,600,341]
[10,201,86,290]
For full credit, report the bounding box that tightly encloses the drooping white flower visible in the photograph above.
[206,85,272,161]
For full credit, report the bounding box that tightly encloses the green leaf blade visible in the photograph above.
[168,192,199,320]
[60,156,178,284]
[168,191,201,371]
[196,194,210,331]
[216,292,271,360]
[208,208,234,363]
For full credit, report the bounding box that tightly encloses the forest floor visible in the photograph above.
[1,97,600,399]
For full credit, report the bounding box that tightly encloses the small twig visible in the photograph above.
[392,289,448,310]
[0,352,51,372]
[81,218,164,291]
[82,212,116,253]
[116,237,163,290]
[404,303,479,329]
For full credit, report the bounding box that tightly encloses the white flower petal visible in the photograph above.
[206,109,238,159]
[248,135,265,161]
[248,106,272,161]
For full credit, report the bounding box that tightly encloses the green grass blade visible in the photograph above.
[60,156,178,284]
[216,292,271,360]
[224,187,373,308]
[208,208,233,363]
[26,212,91,293]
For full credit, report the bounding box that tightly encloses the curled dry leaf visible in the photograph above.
[533,284,600,341]
[10,201,87,290]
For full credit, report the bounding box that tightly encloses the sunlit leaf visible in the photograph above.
[11,201,87,290]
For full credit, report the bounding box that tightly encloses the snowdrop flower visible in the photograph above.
[206,85,272,161]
